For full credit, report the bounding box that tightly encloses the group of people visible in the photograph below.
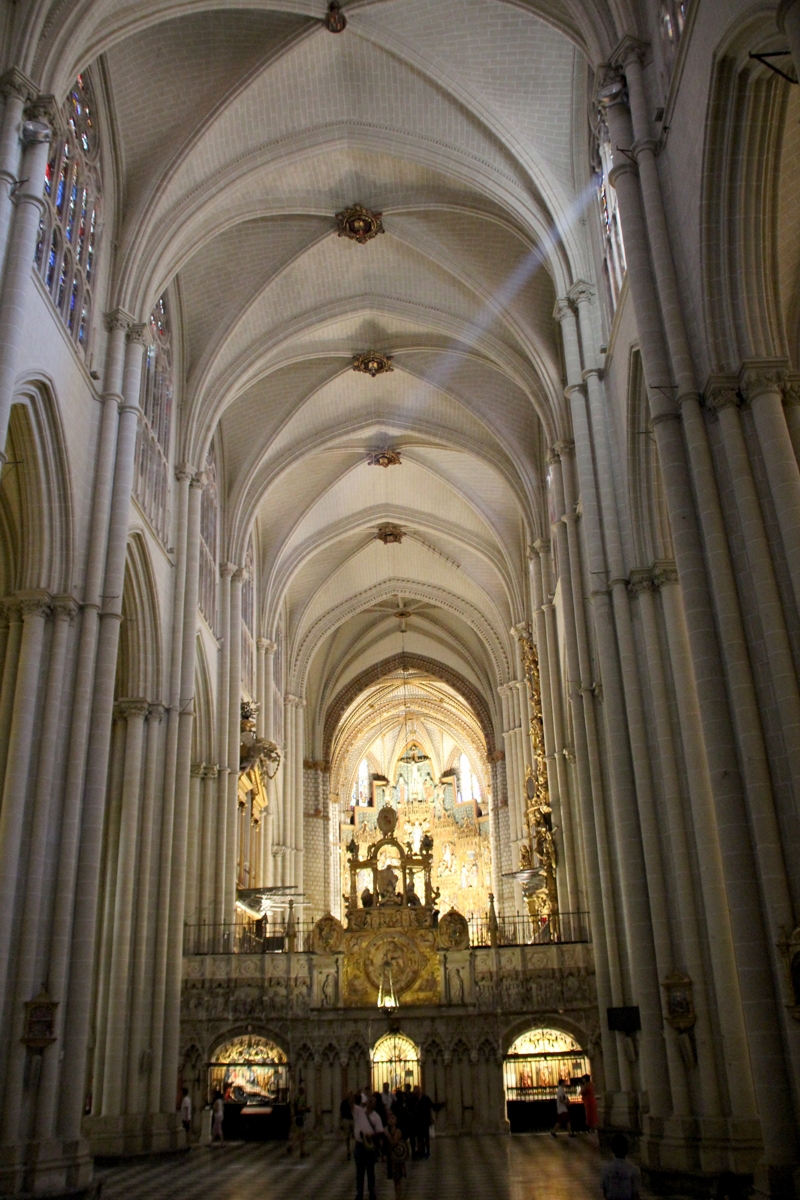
[551,1074,598,1137]
[340,1083,436,1200]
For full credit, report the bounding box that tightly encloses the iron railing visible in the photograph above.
[183,911,590,956]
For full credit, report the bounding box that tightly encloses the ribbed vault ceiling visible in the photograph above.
[46,0,620,755]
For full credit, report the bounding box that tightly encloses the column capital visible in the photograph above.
[190,761,205,778]
[23,93,58,132]
[51,594,79,621]
[738,358,789,403]
[608,34,649,70]
[126,322,150,348]
[104,308,135,333]
[189,472,204,490]
[0,69,37,103]
[204,763,220,779]
[285,692,301,707]
[147,702,166,723]
[703,374,741,418]
[627,568,654,598]
[258,639,277,655]
[16,589,51,618]
[553,438,575,459]
[220,562,237,579]
[652,560,679,589]
[174,462,196,483]
[532,537,550,556]
[567,279,595,306]
[115,698,150,721]
[553,297,573,323]
[232,566,245,584]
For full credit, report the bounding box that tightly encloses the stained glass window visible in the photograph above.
[133,293,173,545]
[35,72,100,353]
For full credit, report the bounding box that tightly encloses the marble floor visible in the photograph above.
[96,1133,604,1200]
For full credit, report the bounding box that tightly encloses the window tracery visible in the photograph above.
[660,0,689,77]
[134,294,172,544]
[199,444,219,631]
[596,133,626,314]
[35,73,100,351]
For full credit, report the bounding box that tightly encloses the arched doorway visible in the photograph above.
[208,1034,290,1140]
[503,1028,590,1133]
[371,1032,420,1093]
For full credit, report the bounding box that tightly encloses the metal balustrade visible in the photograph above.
[183,912,591,956]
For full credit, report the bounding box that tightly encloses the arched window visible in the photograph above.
[199,444,218,632]
[660,0,689,77]
[241,538,255,692]
[352,758,370,807]
[36,73,100,352]
[595,129,626,315]
[458,752,480,804]
[133,293,172,544]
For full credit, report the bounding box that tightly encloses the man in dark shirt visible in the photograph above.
[413,1086,433,1159]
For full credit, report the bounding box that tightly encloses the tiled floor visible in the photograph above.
[96,1132,603,1200]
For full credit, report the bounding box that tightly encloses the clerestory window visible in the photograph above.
[35,73,100,352]
[134,293,173,545]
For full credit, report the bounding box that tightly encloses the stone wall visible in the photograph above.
[180,942,598,1137]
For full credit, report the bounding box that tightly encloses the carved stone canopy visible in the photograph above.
[367,449,402,468]
[353,351,393,377]
[336,203,383,242]
[376,524,405,544]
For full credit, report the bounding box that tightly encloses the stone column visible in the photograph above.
[36,311,131,1144]
[101,699,149,1116]
[0,71,35,282]
[0,593,50,1068]
[185,764,204,925]
[57,323,147,1140]
[629,573,722,1120]
[283,694,296,885]
[260,639,277,887]
[740,362,800,617]
[294,698,306,896]
[549,447,626,1093]
[0,597,74,1142]
[602,80,796,1167]
[0,110,50,462]
[0,600,22,794]
[126,703,164,1115]
[161,473,203,1111]
[214,564,233,924]
[222,567,243,924]
[200,765,218,926]
[146,465,190,1116]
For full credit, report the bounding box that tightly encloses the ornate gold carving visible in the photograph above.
[367,449,402,468]
[376,524,404,544]
[336,203,383,242]
[239,700,280,785]
[436,910,469,951]
[353,351,393,378]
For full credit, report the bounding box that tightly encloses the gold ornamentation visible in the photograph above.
[312,912,344,954]
[240,700,281,785]
[367,449,402,468]
[436,909,469,951]
[353,351,393,377]
[336,203,383,242]
[376,524,404,544]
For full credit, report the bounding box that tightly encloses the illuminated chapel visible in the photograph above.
[0,0,799,1196]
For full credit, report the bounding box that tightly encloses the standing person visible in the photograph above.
[341,1091,355,1160]
[288,1082,310,1157]
[385,1111,408,1200]
[353,1094,384,1200]
[381,1082,394,1114]
[180,1087,192,1141]
[211,1090,225,1147]
[551,1078,575,1137]
[601,1134,641,1200]
[413,1085,433,1159]
[581,1074,598,1134]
